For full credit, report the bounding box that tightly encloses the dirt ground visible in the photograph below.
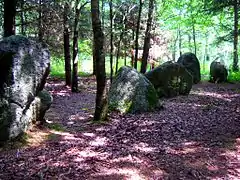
[1,77,240,180]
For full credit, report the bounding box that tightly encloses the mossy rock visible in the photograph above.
[109,66,159,114]
[145,61,193,98]
[210,61,228,83]
[177,52,201,84]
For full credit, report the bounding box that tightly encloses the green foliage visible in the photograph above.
[79,40,92,55]
[50,56,66,79]
[228,71,240,82]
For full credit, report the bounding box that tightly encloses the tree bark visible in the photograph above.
[91,0,108,121]
[140,0,154,73]
[109,0,114,82]
[204,33,209,73]
[178,26,182,56]
[20,0,26,35]
[115,13,126,74]
[233,0,239,71]
[3,0,17,37]
[63,2,72,86]
[115,32,124,73]
[134,0,143,69]
[101,0,104,30]
[192,19,197,55]
[38,0,43,41]
[92,41,97,75]
[71,0,81,92]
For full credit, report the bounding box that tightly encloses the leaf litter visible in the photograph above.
[1,78,240,179]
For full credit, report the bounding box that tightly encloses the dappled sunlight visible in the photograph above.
[76,148,109,159]
[51,89,71,97]
[89,136,108,146]
[93,167,147,180]
[219,138,240,179]
[178,141,202,155]
[191,90,234,102]
[167,101,204,109]
[132,142,156,153]
[82,132,95,137]
[69,114,90,121]
[46,82,72,97]
[25,130,50,147]
[49,130,71,136]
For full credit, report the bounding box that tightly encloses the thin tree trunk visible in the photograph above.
[115,32,124,73]
[188,34,192,52]
[204,33,209,73]
[124,48,127,66]
[101,0,104,30]
[115,14,126,74]
[134,0,143,69]
[109,0,114,82]
[233,0,239,71]
[20,0,26,35]
[38,0,43,41]
[91,0,108,121]
[63,2,71,86]
[3,0,17,37]
[71,0,81,92]
[192,20,197,55]
[92,41,97,75]
[172,33,178,62]
[178,26,182,56]
[140,0,154,73]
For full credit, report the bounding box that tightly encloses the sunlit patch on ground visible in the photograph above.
[132,142,157,153]
[92,167,148,180]
[191,91,233,102]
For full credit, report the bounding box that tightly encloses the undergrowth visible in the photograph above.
[50,55,240,82]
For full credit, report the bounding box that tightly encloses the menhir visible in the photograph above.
[0,35,52,142]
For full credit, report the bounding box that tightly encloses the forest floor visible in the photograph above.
[1,77,240,179]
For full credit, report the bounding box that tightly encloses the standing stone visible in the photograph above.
[109,66,159,114]
[145,61,193,98]
[0,35,51,141]
[210,61,228,83]
[177,52,201,84]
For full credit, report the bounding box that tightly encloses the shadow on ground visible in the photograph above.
[1,79,240,179]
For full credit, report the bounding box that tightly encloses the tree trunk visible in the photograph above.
[140,0,154,73]
[115,14,126,74]
[3,0,17,37]
[188,34,192,52]
[63,2,72,86]
[233,0,239,72]
[203,33,209,73]
[20,0,26,35]
[91,0,108,121]
[134,0,143,69]
[172,33,178,62]
[71,0,81,92]
[109,0,114,82]
[101,0,104,30]
[178,26,182,56]
[92,41,97,75]
[192,20,197,55]
[38,0,43,41]
[115,32,124,73]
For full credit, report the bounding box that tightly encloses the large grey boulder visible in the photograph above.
[145,61,193,98]
[0,35,51,141]
[109,66,159,114]
[210,61,228,83]
[177,52,201,84]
